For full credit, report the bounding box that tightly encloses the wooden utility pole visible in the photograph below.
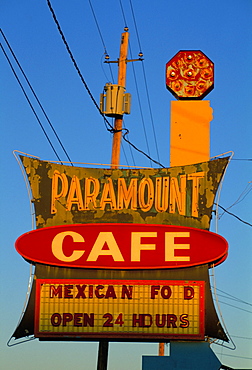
[97,30,129,370]
[110,31,129,169]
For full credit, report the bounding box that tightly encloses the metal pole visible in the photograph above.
[111,31,129,169]
[97,341,109,370]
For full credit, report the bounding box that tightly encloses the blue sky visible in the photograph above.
[1,0,252,369]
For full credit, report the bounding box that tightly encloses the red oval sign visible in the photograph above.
[15,223,228,269]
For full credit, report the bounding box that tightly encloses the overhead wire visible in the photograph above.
[213,293,252,307]
[219,181,252,219]
[212,152,233,234]
[46,0,165,168]
[123,129,165,167]
[0,42,63,164]
[210,265,236,351]
[214,203,252,227]
[120,140,130,167]
[128,45,152,166]
[46,0,111,127]
[0,29,73,165]
[129,0,160,162]
[119,0,128,27]
[128,43,152,166]
[88,0,114,83]
[100,53,112,83]
[126,130,136,166]
[119,0,152,167]
[212,287,252,307]
[88,0,131,166]
[212,299,252,314]
[117,0,138,166]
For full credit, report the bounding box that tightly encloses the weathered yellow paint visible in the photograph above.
[20,155,229,230]
[170,101,212,167]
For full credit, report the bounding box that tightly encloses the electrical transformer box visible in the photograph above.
[100,83,131,117]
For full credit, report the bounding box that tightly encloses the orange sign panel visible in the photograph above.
[35,279,205,340]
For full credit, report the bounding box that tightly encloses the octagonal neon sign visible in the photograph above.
[166,50,214,100]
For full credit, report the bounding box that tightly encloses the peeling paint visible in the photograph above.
[20,156,229,230]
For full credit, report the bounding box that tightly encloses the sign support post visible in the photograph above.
[159,343,165,356]
[97,341,109,370]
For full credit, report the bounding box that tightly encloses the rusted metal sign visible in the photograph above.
[19,155,229,231]
[12,155,230,343]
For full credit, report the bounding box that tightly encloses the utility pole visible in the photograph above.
[110,30,129,169]
[97,29,129,370]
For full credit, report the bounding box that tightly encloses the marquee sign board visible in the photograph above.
[16,224,228,269]
[35,279,205,340]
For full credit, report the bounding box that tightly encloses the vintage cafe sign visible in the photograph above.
[16,224,228,269]
[11,155,229,342]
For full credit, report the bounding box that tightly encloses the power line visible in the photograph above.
[46,0,165,168]
[123,120,136,166]
[128,44,152,166]
[46,0,107,125]
[214,203,252,227]
[129,0,160,162]
[88,0,114,83]
[212,287,252,307]
[88,1,130,167]
[128,0,141,52]
[213,298,252,314]
[123,129,165,167]
[219,182,252,219]
[1,42,63,163]
[0,29,73,165]
[216,293,252,306]
[119,0,128,27]
[120,140,130,167]
[88,1,132,166]
[140,62,160,161]
[118,0,152,166]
